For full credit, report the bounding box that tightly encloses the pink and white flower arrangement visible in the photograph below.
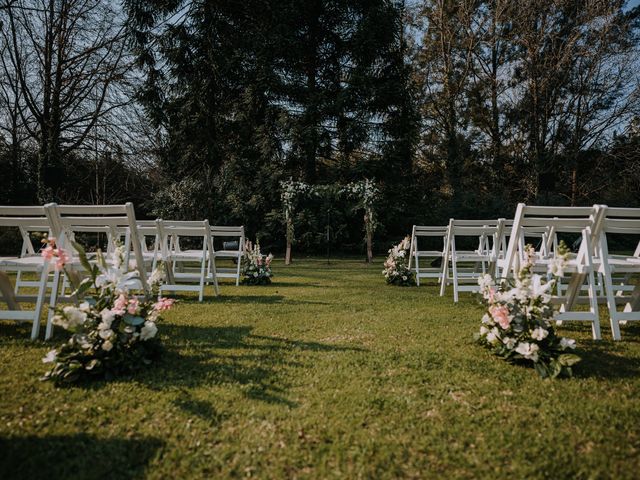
[241,239,274,285]
[476,242,580,378]
[382,236,415,286]
[42,241,174,385]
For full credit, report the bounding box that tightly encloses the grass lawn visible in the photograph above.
[1,258,640,479]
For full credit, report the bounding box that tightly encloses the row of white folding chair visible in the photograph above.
[0,206,53,340]
[498,204,604,339]
[210,226,244,286]
[156,220,219,301]
[440,219,503,302]
[596,207,640,340]
[0,203,149,340]
[408,226,448,286]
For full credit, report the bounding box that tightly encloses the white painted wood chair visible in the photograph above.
[44,203,150,339]
[595,207,640,340]
[210,226,245,286]
[0,206,54,340]
[408,226,448,286]
[440,219,503,302]
[156,219,219,301]
[498,204,605,339]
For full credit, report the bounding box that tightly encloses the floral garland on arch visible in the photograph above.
[476,242,581,379]
[279,179,380,264]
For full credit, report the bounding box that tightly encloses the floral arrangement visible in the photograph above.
[41,238,174,385]
[382,236,415,286]
[241,240,274,285]
[476,243,580,378]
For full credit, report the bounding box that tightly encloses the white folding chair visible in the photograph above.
[0,206,53,340]
[408,226,448,286]
[498,203,605,339]
[44,203,150,339]
[157,220,219,301]
[440,219,503,302]
[596,207,640,340]
[210,226,245,286]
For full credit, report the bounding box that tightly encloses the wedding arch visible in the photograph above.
[280,179,379,264]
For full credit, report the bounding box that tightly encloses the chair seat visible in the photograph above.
[214,250,242,257]
[169,250,207,260]
[413,250,443,257]
[0,256,46,269]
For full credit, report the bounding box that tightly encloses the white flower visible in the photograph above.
[79,301,91,312]
[100,308,115,327]
[531,327,549,341]
[62,306,87,328]
[486,327,500,344]
[52,314,68,329]
[530,274,553,303]
[140,321,158,341]
[42,349,57,363]
[102,340,113,351]
[502,337,517,349]
[149,268,166,287]
[111,244,126,269]
[478,274,494,292]
[96,267,140,292]
[98,328,114,340]
[560,337,576,350]
[479,326,489,336]
[481,313,492,325]
[402,276,407,281]
[515,342,540,362]
[548,257,566,278]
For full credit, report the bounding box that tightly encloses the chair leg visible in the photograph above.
[586,268,601,340]
[235,254,241,286]
[451,247,459,302]
[415,255,420,286]
[45,271,61,341]
[31,267,50,340]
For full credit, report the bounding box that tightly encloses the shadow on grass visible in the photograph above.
[0,434,163,480]
[134,325,367,408]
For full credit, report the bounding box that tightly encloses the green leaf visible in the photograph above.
[72,241,92,274]
[123,315,145,326]
[558,354,581,367]
[71,277,93,299]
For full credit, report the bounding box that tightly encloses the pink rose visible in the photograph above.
[153,297,174,312]
[41,245,55,261]
[54,248,70,271]
[113,294,128,315]
[127,297,139,315]
[490,305,511,329]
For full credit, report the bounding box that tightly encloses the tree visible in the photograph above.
[1,0,132,202]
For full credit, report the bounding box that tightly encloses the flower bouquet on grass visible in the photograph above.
[476,243,580,379]
[241,240,273,285]
[382,236,415,286]
[41,240,174,385]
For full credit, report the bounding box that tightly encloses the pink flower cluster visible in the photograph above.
[153,297,175,312]
[112,293,140,316]
[489,305,511,329]
[41,238,71,271]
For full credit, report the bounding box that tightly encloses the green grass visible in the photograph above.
[1,258,640,479]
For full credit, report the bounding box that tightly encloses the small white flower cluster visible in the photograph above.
[382,236,415,286]
[476,243,580,378]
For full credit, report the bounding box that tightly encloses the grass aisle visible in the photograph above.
[1,259,640,479]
